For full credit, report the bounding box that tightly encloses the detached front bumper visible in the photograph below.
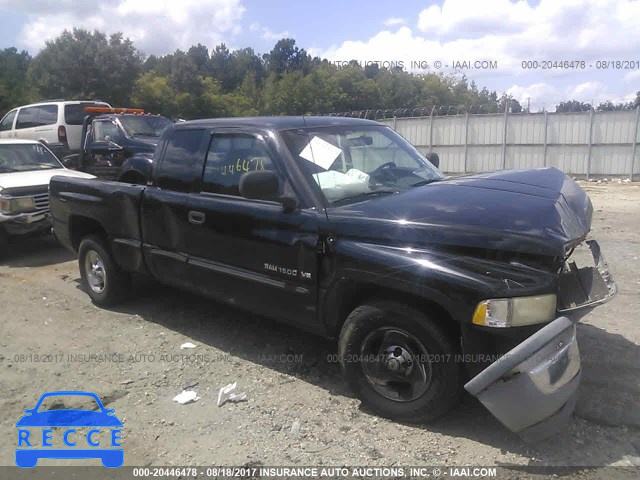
[465,239,617,440]
[465,316,580,440]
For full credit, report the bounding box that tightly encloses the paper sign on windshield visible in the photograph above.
[299,136,342,170]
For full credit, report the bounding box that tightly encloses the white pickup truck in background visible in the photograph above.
[0,139,94,257]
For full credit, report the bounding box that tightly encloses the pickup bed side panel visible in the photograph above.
[50,175,148,274]
[323,240,558,335]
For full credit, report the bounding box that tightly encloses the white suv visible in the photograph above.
[0,100,111,159]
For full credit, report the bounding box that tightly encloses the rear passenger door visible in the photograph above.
[140,128,209,288]
[184,129,320,329]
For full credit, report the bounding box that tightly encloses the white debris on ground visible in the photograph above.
[180,342,197,349]
[173,390,200,405]
[217,382,248,407]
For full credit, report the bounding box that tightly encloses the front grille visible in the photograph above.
[34,193,49,211]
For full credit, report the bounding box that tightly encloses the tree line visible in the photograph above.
[1,29,638,119]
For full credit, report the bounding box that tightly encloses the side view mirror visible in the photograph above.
[61,154,79,169]
[239,170,298,212]
[426,152,440,169]
[89,140,123,154]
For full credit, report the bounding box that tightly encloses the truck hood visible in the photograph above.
[330,168,592,257]
[0,169,95,191]
[129,136,159,149]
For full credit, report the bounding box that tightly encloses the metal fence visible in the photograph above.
[378,108,640,179]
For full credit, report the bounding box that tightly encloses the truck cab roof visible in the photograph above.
[182,116,381,130]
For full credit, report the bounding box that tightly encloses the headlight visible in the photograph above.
[0,196,36,215]
[0,197,9,214]
[472,294,557,327]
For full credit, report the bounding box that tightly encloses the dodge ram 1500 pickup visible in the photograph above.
[50,117,617,439]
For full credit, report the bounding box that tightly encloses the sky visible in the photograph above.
[0,0,639,112]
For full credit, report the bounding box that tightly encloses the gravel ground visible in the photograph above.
[0,181,639,479]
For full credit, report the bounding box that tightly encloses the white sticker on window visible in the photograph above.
[299,136,342,170]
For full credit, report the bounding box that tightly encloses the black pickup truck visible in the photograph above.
[50,116,617,439]
[62,108,173,184]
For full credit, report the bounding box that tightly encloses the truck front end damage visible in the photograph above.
[465,239,617,439]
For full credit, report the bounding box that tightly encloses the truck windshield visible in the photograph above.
[281,125,444,205]
[0,143,63,173]
[119,116,173,137]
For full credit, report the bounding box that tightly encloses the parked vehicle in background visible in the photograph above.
[62,107,173,184]
[0,139,95,257]
[50,116,617,439]
[0,100,111,159]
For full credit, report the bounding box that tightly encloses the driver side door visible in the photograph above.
[184,128,320,330]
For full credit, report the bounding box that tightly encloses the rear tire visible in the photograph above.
[338,301,461,423]
[78,235,130,306]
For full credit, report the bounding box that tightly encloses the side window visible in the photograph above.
[15,105,58,129]
[37,105,58,126]
[0,110,17,131]
[16,107,39,129]
[155,129,207,192]
[93,121,123,143]
[202,133,278,196]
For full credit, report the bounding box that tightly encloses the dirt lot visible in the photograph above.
[1,181,639,477]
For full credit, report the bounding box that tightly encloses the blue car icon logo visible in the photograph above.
[16,391,123,468]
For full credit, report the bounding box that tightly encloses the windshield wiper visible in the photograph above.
[410,178,444,187]
[332,189,397,205]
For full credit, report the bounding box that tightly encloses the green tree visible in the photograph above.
[264,38,310,76]
[168,51,202,94]
[131,72,176,117]
[333,65,379,111]
[0,48,34,113]
[29,29,142,105]
[596,99,636,111]
[555,100,592,112]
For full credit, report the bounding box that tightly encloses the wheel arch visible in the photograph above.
[69,215,107,251]
[119,154,153,184]
[323,277,461,343]
[118,169,147,185]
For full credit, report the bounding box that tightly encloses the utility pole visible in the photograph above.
[526,97,531,113]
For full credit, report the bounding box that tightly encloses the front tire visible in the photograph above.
[338,301,461,423]
[78,235,131,306]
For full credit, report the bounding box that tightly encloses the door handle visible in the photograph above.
[188,210,206,225]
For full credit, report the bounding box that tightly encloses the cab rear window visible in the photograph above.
[64,103,109,125]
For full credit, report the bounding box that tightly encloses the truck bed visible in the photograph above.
[50,175,147,273]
